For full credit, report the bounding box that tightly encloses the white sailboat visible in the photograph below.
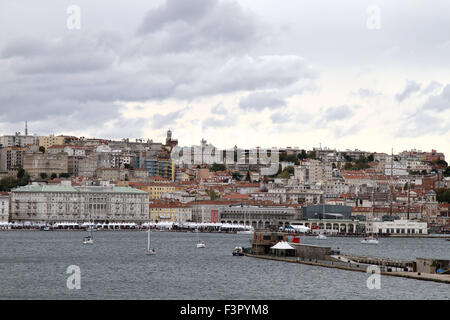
[146,226,156,255]
[196,229,205,248]
[83,212,94,245]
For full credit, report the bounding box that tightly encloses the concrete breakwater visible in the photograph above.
[247,230,450,284]
[244,253,450,284]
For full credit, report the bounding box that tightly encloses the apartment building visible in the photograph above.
[0,134,38,148]
[0,147,25,171]
[39,135,78,150]
[294,160,332,184]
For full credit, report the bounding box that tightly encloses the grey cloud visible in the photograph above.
[137,0,261,54]
[396,80,421,102]
[421,81,442,95]
[239,91,286,111]
[357,88,381,98]
[151,108,189,129]
[396,111,449,138]
[0,1,315,140]
[211,103,228,115]
[270,112,290,124]
[2,35,117,75]
[423,84,450,111]
[395,86,450,138]
[138,0,215,35]
[322,105,354,122]
[202,114,235,128]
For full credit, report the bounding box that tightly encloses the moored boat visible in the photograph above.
[232,246,244,256]
[361,236,379,244]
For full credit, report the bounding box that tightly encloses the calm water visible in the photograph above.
[0,231,448,300]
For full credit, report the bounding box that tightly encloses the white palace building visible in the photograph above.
[366,219,428,235]
[10,181,149,223]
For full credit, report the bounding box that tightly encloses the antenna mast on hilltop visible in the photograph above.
[25,121,28,136]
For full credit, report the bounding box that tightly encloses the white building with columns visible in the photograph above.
[10,182,149,223]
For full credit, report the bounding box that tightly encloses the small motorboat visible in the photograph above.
[232,247,244,256]
[197,241,206,248]
[83,235,94,245]
[436,268,450,274]
[361,237,379,244]
[316,233,327,240]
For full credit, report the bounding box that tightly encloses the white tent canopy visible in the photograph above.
[270,241,295,250]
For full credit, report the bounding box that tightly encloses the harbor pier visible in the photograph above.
[245,230,450,284]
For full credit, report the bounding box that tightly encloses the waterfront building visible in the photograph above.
[0,192,9,222]
[366,219,428,235]
[10,182,149,223]
[302,204,353,220]
[219,204,301,229]
[149,200,192,223]
[290,218,362,233]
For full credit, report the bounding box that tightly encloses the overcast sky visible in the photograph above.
[1,0,449,157]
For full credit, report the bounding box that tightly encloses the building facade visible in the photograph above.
[366,219,428,235]
[0,192,9,222]
[23,152,69,178]
[10,183,149,223]
[149,201,192,223]
[220,204,302,228]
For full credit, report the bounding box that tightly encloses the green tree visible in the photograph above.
[344,162,353,170]
[40,172,48,180]
[436,189,450,203]
[285,154,299,165]
[307,151,316,159]
[50,173,57,180]
[208,189,219,200]
[59,173,70,178]
[444,167,450,177]
[17,167,25,179]
[0,176,19,191]
[298,150,307,160]
[232,172,243,181]
[39,146,45,153]
[209,163,226,172]
[276,166,295,179]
